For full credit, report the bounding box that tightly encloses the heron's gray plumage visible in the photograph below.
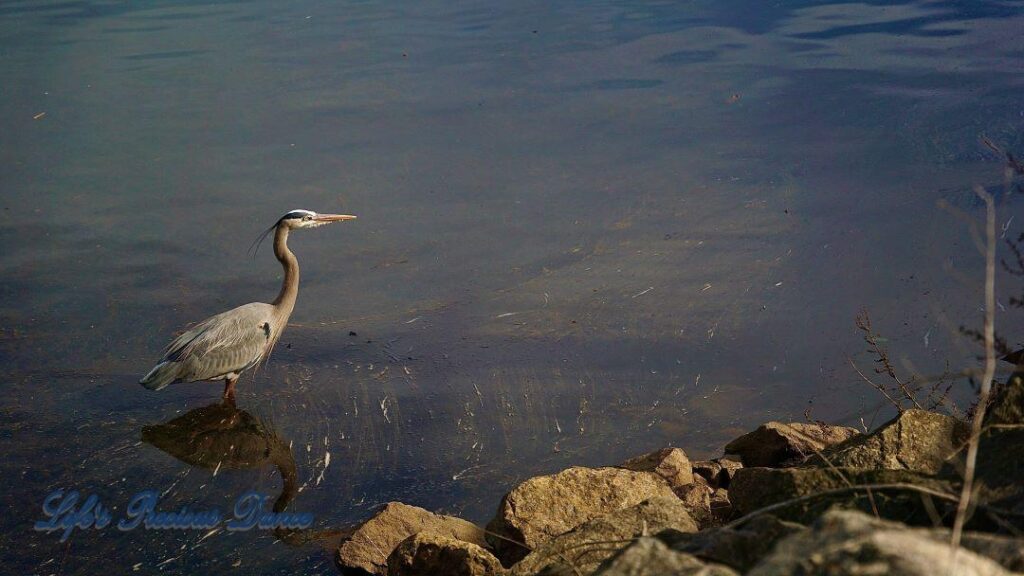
[143,303,280,389]
[139,209,356,397]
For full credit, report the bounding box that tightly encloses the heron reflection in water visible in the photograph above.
[142,401,298,516]
[140,210,356,399]
[142,400,349,545]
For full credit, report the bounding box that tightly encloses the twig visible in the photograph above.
[951,186,998,548]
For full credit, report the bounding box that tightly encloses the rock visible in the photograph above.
[387,532,505,576]
[511,496,698,575]
[932,530,1024,572]
[729,466,952,524]
[658,514,805,573]
[709,489,732,524]
[747,509,1012,576]
[619,447,694,488]
[692,461,723,486]
[674,480,714,529]
[593,537,739,576]
[715,459,743,488]
[486,466,677,566]
[336,502,487,575]
[976,373,1024,516]
[724,422,860,467]
[816,409,967,474]
[692,459,743,489]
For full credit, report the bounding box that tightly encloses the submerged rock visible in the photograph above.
[724,422,860,467]
[619,447,694,488]
[815,409,967,474]
[747,509,1013,576]
[729,466,952,524]
[486,466,677,566]
[511,496,698,575]
[658,514,805,573]
[387,532,505,576]
[336,502,487,575]
[593,537,739,576]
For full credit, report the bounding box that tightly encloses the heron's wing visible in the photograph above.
[164,303,275,364]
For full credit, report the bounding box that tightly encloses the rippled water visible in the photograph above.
[2,0,1023,573]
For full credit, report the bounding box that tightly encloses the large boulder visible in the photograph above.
[387,532,505,576]
[747,509,1013,576]
[486,466,677,566]
[724,422,860,467]
[658,514,805,573]
[816,409,967,474]
[593,537,739,576]
[619,447,694,488]
[510,497,698,575]
[728,466,953,524]
[336,502,487,575]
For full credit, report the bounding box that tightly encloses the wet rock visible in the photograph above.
[816,409,967,474]
[748,509,1012,576]
[593,537,739,576]
[486,466,677,566]
[729,466,952,524]
[387,532,505,576]
[336,502,487,575]
[619,447,694,488]
[658,514,805,573]
[724,422,860,467]
[510,496,698,575]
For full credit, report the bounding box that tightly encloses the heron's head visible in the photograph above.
[278,209,357,230]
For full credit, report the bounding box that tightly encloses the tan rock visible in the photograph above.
[594,537,739,576]
[511,497,698,575]
[674,481,714,529]
[620,447,694,488]
[728,467,952,523]
[486,466,677,566]
[387,532,505,576]
[716,459,743,487]
[693,458,744,489]
[748,509,1012,576]
[336,502,486,575]
[725,422,860,467]
[659,514,804,573]
[819,409,967,474]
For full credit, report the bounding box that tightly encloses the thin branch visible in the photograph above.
[951,186,998,548]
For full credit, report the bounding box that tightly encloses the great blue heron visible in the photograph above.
[140,209,356,399]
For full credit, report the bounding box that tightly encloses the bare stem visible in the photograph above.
[951,186,998,548]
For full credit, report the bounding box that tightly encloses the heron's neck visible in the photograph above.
[271,225,299,316]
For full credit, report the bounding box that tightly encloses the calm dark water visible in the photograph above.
[2,0,1023,573]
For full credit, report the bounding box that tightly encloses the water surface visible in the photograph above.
[2,0,1023,573]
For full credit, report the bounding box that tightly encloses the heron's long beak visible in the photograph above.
[314,214,357,223]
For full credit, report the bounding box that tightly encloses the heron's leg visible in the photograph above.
[223,375,239,400]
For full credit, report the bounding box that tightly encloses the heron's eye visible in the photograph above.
[303,215,313,221]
